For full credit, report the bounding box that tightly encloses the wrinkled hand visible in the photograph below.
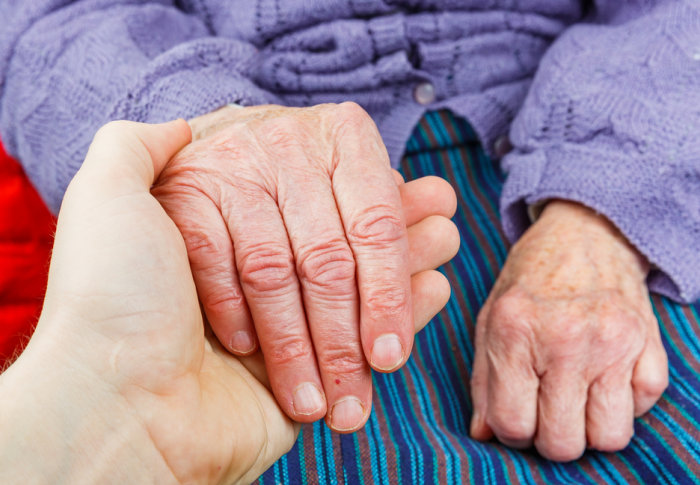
[2,120,296,484]
[153,103,459,432]
[470,200,668,461]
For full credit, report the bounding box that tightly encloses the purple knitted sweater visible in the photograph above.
[0,1,698,302]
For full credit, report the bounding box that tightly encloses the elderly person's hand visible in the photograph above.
[153,103,459,432]
[470,200,668,461]
[0,119,455,483]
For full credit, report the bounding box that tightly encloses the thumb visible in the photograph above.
[75,119,191,197]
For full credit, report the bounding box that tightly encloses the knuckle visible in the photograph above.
[589,427,633,452]
[364,284,410,319]
[489,415,534,444]
[237,245,296,295]
[635,370,669,400]
[203,286,246,317]
[334,101,371,124]
[318,343,367,376]
[327,102,380,145]
[537,441,585,463]
[182,230,225,260]
[296,241,356,293]
[486,294,534,345]
[346,206,405,246]
[265,335,313,367]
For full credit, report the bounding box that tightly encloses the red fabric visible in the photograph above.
[0,139,55,366]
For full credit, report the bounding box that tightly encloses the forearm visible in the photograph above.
[538,200,650,277]
[0,335,172,484]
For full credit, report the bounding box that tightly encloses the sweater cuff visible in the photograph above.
[500,145,700,304]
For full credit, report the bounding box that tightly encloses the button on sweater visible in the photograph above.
[0,0,698,302]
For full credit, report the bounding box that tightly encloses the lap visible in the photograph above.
[257,111,700,485]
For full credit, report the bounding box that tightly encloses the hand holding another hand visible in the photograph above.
[154,103,459,431]
[0,120,297,484]
[0,116,458,483]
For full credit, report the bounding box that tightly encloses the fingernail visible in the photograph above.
[229,331,256,354]
[330,396,365,431]
[371,333,404,371]
[293,383,325,416]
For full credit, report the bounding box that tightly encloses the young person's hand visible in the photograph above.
[0,120,298,484]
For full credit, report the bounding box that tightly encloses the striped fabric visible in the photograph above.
[256,111,700,484]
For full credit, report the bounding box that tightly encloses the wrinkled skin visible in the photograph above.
[0,120,456,484]
[153,103,459,432]
[470,200,669,461]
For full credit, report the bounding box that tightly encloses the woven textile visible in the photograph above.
[256,111,700,484]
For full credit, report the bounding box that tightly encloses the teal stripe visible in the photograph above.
[454,146,508,260]
[422,114,451,148]
[376,371,421,482]
[616,452,645,483]
[589,453,628,485]
[312,423,327,483]
[474,145,509,220]
[663,393,700,431]
[638,420,687,484]
[280,454,289,484]
[364,409,385,485]
[372,384,404,484]
[272,456,280,483]
[352,433,366,485]
[406,153,490,303]
[405,360,453,484]
[420,317,468,430]
[297,429,308,484]
[662,299,700,359]
[369,413,390,485]
[390,370,427,483]
[411,329,464,482]
[628,442,671,485]
[323,425,338,483]
[444,147,506,278]
[438,149,499,285]
[651,407,700,460]
[442,292,476,367]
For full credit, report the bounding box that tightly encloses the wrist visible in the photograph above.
[188,103,251,141]
[538,199,650,277]
[0,325,172,484]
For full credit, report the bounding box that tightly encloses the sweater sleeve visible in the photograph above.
[0,1,275,213]
[501,0,700,303]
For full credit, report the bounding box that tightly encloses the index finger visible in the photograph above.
[330,103,412,372]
